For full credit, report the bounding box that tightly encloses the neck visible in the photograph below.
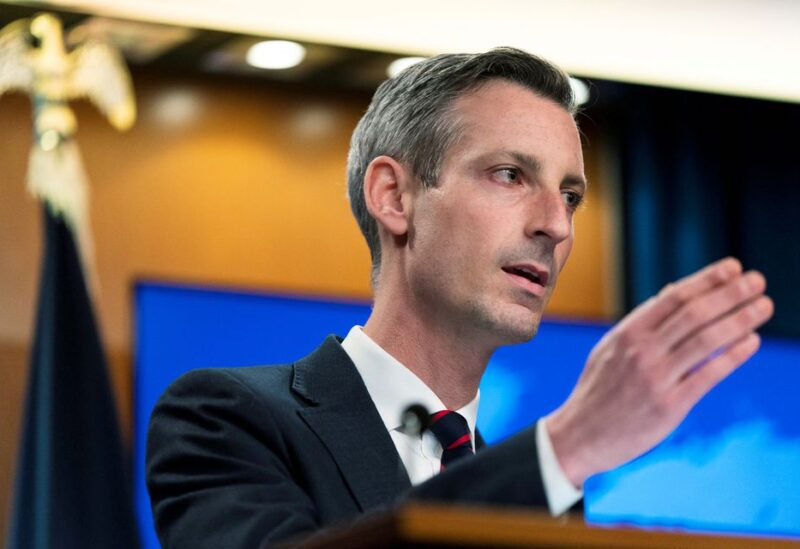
[363,281,495,410]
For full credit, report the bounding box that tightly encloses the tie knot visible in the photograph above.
[428,410,473,469]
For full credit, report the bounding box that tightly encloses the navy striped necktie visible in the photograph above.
[428,410,474,470]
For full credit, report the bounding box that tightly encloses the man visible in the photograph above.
[146,48,773,547]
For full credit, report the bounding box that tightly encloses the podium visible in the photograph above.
[289,503,800,548]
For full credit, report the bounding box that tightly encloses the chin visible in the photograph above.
[479,309,541,345]
[502,322,540,344]
[460,295,542,345]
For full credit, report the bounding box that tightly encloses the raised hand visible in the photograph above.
[545,258,774,487]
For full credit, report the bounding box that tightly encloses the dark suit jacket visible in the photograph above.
[146,336,548,548]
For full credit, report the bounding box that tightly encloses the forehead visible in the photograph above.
[446,80,584,174]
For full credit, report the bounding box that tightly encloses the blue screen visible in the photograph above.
[133,281,800,547]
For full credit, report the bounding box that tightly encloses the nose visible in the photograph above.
[523,188,572,244]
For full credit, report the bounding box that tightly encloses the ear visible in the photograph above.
[363,155,412,237]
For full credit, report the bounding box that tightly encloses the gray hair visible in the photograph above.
[346,47,577,284]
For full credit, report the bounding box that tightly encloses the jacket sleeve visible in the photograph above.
[146,369,321,548]
[407,425,548,507]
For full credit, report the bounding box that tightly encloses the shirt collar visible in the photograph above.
[341,326,479,436]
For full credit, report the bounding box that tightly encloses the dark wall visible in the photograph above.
[589,80,800,337]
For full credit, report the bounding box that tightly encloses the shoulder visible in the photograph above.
[156,331,350,411]
[148,363,306,444]
[160,334,351,404]
[147,334,354,437]
[163,364,294,404]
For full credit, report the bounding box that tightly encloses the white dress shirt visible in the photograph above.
[341,326,582,515]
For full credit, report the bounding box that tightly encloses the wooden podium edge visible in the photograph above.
[289,503,800,548]
[397,504,800,548]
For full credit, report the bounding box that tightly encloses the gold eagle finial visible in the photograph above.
[0,12,137,287]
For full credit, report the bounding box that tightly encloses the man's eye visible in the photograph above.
[493,168,520,184]
[562,191,584,209]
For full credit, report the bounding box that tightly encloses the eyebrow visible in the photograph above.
[507,151,588,191]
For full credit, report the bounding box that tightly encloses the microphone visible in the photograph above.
[400,403,430,437]
[398,404,431,483]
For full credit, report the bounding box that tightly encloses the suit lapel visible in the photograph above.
[292,336,411,512]
[475,428,487,450]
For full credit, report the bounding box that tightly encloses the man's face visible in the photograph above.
[404,79,586,345]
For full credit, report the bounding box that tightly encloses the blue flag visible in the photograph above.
[9,207,139,548]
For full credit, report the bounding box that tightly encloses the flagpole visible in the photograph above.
[3,13,140,548]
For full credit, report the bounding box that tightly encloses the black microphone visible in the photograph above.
[400,403,430,437]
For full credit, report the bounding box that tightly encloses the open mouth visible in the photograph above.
[502,265,549,288]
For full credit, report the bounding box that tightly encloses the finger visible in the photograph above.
[667,295,773,382]
[672,332,761,412]
[654,270,766,353]
[621,257,742,333]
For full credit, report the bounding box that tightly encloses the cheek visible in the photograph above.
[413,186,505,271]
[422,195,486,247]
[419,208,490,285]
[450,206,503,260]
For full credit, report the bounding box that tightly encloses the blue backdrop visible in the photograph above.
[134,281,800,548]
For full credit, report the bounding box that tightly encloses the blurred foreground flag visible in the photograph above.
[3,12,140,547]
[9,208,140,549]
